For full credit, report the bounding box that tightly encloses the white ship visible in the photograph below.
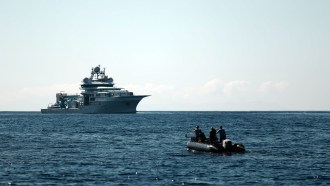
[41,65,149,114]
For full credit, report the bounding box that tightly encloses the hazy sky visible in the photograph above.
[1,0,329,111]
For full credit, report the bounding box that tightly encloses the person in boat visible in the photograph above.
[209,127,218,144]
[194,126,206,142]
[194,126,201,139]
[217,126,226,143]
[199,131,206,142]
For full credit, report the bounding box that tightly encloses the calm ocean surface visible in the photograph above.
[0,111,329,185]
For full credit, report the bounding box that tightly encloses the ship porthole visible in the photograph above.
[126,102,130,106]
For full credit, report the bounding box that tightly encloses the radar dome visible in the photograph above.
[83,77,90,84]
[94,66,100,73]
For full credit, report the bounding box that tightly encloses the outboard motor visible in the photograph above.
[233,143,245,152]
[222,139,232,150]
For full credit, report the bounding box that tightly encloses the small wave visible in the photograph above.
[306,175,330,180]
[166,152,191,157]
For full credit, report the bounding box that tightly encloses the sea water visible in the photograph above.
[0,111,329,185]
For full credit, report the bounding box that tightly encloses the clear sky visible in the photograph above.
[1,0,329,111]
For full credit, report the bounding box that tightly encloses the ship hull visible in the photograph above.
[41,108,81,114]
[41,96,147,114]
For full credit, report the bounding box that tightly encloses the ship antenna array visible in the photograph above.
[90,65,99,79]
[90,65,108,80]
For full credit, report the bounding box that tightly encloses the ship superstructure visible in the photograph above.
[41,65,149,114]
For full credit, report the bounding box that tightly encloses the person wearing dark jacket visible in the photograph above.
[209,127,218,143]
[217,126,226,142]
